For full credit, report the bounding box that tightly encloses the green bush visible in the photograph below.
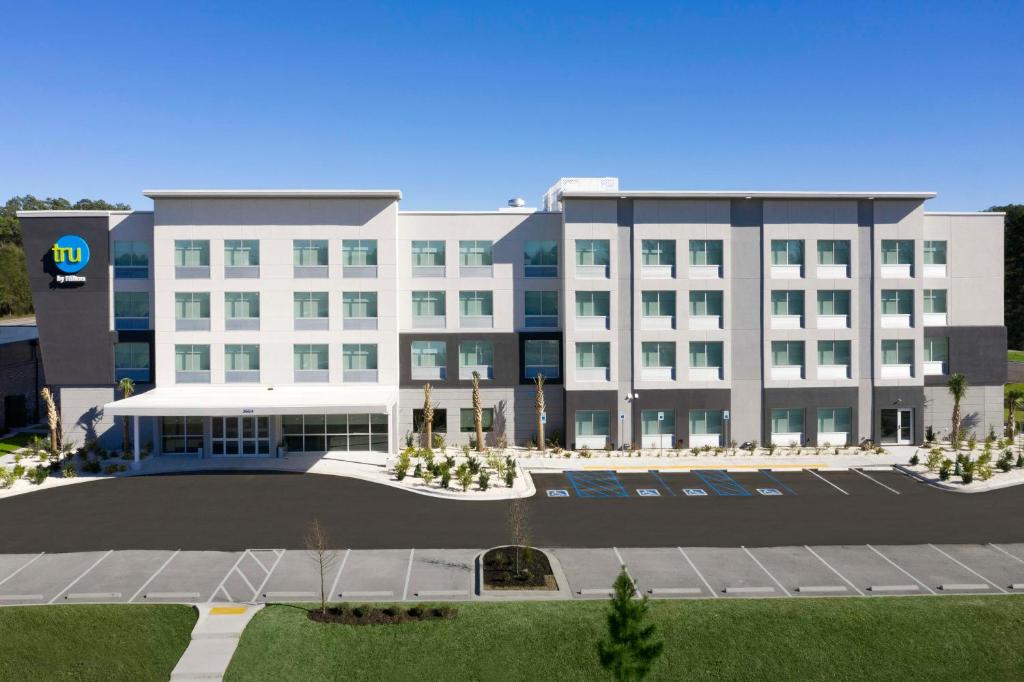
[926,448,945,472]
[477,470,490,491]
[466,456,481,475]
[82,460,101,474]
[28,467,49,485]
[504,461,517,488]
[938,459,952,482]
[456,463,472,492]
[1017,453,1024,468]
[962,461,975,485]
[909,453,920,466]
[439,463,451,489]
[394,450,411,481]
[12,463,25,478]
[412,463,422,478]
[61,464,77,478]
[0,468,16,488]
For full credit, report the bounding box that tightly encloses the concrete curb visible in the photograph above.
[893,463,1024,493]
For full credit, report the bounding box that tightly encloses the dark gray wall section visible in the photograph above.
[115,330,156,384]
[517,331,563,385]
[873,386,925,444]
[399,333,519,388]
[924,326,1007,387]
[857,200,874,227]
[565,390,619,449]
[730,198,763,228]
[20,216,114,386]
[763,387,860,446]
[629,389,731,447]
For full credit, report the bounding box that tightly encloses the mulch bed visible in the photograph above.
[308,604,456,626]
[482,545,557,590]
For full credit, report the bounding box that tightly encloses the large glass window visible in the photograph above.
[575,342,610,368]
[641,291,675,317]
[225,344,260,371]
[925,337,949,363]
[225,292,259,319]
[771,408,804,434]
[642,240,675,266]
[412,341,446,369]
[575,239,610,266]
[459,291,494,316]
[924,240,947,265]
[113,240,149,278]
[293,239,328,266]
[524,240,558,276]
[771,240,804,265]
[174,240,209,267]
[413,408,447,433]
[174,292,210,319]
[881,290,913,315]
[459,341,494,368]
[460,408,495,432]
[524,339,560,379]
[161,416,204,454]
[689,291,723,317]
[641,410,675,436]
[881,339,914,365]
[818,408,851,434]
[771,341,805,367]
[343,344,378,370]
[641,342,675,368]
[412,291,445,317]
[114,292,149,329]
[817,290,851,316]
[412,241,445,267]
[575,291,610,317]
[575,410,609,436]
[689,410,723,435]
[817,340,851,366]
[689,342,723,368]
[771,290,805,316]
[343,240,377,266]
[343,292,378,318]
[525,291,558,327]
[294,344,329,370]
[224,239,259,266]
[881,239,914,265]
[689,240,723,266]
[114,342,150,382]
[294,292,329,318]
[175,344,209,371]
[816,240,851,265]
[282,413,387,453]
[459,240,493,266]
[924,289,947,313]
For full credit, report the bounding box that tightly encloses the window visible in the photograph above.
[283,413,387,453]
[161,416,204,454]
[459,341,494,370]
[641,291,675,317]
[881,239,914,265]
[817,290,850,316]
[524,240,557,276]
[924,289,947,314]
[174,292,210,319]
[413,408,447,433]
[689,410,723,435]
[524,339,560,379]
[460,408,494,432]
[294,344,329,370]
[343,292,377,318]
[114,342,150,382]
[459,291,493,317]
[689,291,723,317]
[113,241,149,278]
[881,290,913,315]
[641,240,675,266]
[575,239,610,266]
[412,291,445,317]
[689,342,723,368]
[771,290,805,317]
[575,342,610,368]
[924,240,947,265]
[224,240,259,267]
[771,240,804,266]
[881,339,914,365]
[771,341,805,367]
[114,292,149,330]
[225,344,260,371]
[294,292,329,318]
[925,337,949,363]
[412,341,446,374]
[343,239,377,266]
[641,342,675,368]
[817,340,851,366]
[412,241,445,267]
[293,239,328,266]
[524,291,558,327]
[343,344,378,370]
[817,240,851,265]
[771,408,804,434]
[459,240,493,266]
[641,410,675,436]
[689,240,723,266]
[225,292,259,319]
[174,240,209,267]
[575,410,609,436]
[175,345,209,371]
[817,408,851,433]
[575,291,610,317]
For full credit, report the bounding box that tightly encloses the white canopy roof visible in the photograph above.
[104,385,398,417]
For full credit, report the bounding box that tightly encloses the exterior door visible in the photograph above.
[212,416,270,456]
[880,409,913,445]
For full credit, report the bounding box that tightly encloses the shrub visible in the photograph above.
[926,448,945,472]
[0,469,16,489]
[413,463,423,478]
[432,432,446,450]
[976,452,993,481]
[61,464,77,478]
[394,450,412,481]
[12,464,26,479]
[467,456,481,475]
[439,464,451,489]
[998,457,1012,473]
[404,432,414,448]
[29,467,49,485]
[456,463,472,492]
[909,453,920,466]
[504,461,517,488]
[407,605,423,618]
[1017,453,1024,468]
[925,425,935,442]
[961,460,975,484]
[81,460,101,474]
[420,469,435,487]
[938,459,952,481]
[579,445,592,458]
[477,470,490,491]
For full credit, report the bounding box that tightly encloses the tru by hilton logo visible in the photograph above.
[51,234,90,283]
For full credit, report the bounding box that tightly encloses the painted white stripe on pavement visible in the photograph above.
[677,547,717,598]
[50,550,113,604]
[804,546,864,596]
[401,548,415,601]
[742,547,791,597]
[805,469,848,495]
[328,549,351,601]
[129,550,181,603]
[852,468,901,494]
[866,545,936,595]
[928,544,1006,593]
[0,553,45,587]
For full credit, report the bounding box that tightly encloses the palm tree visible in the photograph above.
[1007,388,1023,443]
[422,384,434,451]
[118,377,135,454]
[39,386,60,453]
[472,371,484,452]
[534,373,546,452]
[947,373,968,448]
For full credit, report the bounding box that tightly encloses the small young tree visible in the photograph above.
[534,373,546,453]
[947,373,968,448]
[507,499,531,575]
[472,371,485,452]
[1006,388,1023,443]
[118,377,136,454]
[40,386,61,453]
[597,568,664,681]
[304,517,336,616]
[422,384,435,451]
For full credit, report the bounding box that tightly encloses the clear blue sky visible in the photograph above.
[2,1,1021,211]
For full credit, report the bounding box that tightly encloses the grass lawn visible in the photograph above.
[1009,350,1024,363]
[227,597,1024,681]
[0,604,196,681]
[1006,383,1024,423]
[0,431,39,454]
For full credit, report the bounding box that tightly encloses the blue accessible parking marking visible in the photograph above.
[636,489,661,497]
[682,489,708,497]
[546,489,570,497]
[759,469,797,495]
[566,471,629,498]
[693,470,751,496]
[757,488,783,496]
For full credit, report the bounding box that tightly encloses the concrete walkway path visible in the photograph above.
[171,603,263,680]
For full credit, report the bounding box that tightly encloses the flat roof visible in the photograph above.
[560,190,938,200]
[143,189,402,200]
[16,210,141,218]
[104,385,398,417]
[0,325,38,345]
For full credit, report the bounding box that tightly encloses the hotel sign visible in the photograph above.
[50,234,91,284]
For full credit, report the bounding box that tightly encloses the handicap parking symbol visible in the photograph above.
[757,488,783,496]
[636,488,661,497]
[547,489,570,497]
[682,488,708,497]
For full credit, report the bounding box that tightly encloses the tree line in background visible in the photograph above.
[0,195,130,317]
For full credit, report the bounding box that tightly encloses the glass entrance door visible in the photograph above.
[212,416,271,456]
[880,409,913,445]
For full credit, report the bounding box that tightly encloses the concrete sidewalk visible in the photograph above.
[171,603,263,681]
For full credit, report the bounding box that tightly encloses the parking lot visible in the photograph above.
[2,541,1023,605]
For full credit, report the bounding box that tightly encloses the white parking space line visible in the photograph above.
[612,547,639,597]
[806,469,848,495]
[401,549,415,601]
[251,550,286,601]
[866,545,936,595]
[928,545,1006,593]
[677,547,717,598]
[211,552,250,602]
[990,544,1024,565]
[742,547,791,597]
[0,553,45,587]
[804,546,864,596]
[328,549,351,600]
[248,551,270,573]
[49,550,113,604]
[852,468,901,494]
[130,550,181,603]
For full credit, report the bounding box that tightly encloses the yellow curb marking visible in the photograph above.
[210,606,247,615]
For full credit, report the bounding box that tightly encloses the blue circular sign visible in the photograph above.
[52,235,90,274]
